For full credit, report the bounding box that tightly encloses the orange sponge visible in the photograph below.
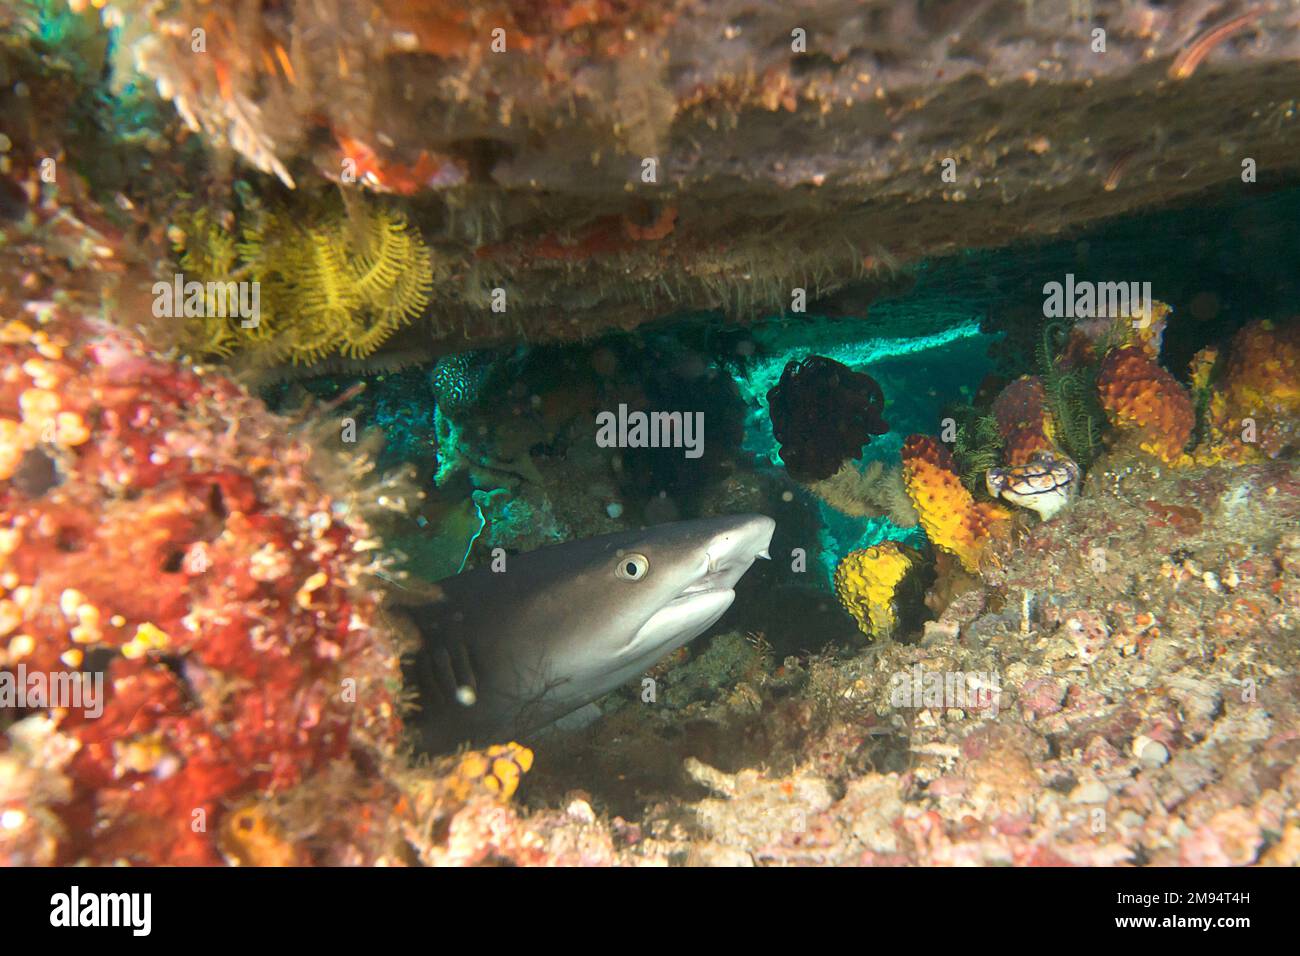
[1096,345,1195,465]
[991,375,1056,465]
[1205,320,1300,460]
[901,435,1010,573]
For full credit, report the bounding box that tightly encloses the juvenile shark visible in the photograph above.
[403,513,776,754]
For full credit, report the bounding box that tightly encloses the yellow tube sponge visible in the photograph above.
[834,542,921,640]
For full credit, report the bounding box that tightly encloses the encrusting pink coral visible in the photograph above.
[0,304,407,865]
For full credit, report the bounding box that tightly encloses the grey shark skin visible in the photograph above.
[405,513,776,754]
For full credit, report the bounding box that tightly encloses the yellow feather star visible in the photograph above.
[173,195,434,364]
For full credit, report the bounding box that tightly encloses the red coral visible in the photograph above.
[991,375,1056,465]
[0,310,405,865]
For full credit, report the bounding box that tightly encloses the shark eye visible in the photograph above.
[616,553,650,581]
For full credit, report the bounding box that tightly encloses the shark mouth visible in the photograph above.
[632,515,776,652]
[634,588,737,656]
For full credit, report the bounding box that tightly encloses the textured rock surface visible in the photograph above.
[109,0,1300,346]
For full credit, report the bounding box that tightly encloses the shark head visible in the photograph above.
[532,514,776,700]
[598,513,776,669]
[406,513,776,751]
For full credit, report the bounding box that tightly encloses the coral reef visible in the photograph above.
[1202,320,1300,461]
[834,543,925,641]
[172,191,435,364]
[767,356,888,482]
[7,0,1300,876]
[1096,345,1196,466]
[0,241,585,868]
[900,435,1009,574]
[991,376,1056,466]
[0,299,410,865]
[510,456,1300,868]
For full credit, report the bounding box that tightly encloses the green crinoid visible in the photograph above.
[946,403,1003,492]
[171,190,434,365]
[1037,321,1108,470]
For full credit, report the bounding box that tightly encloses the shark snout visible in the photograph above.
[697,514,777,590]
